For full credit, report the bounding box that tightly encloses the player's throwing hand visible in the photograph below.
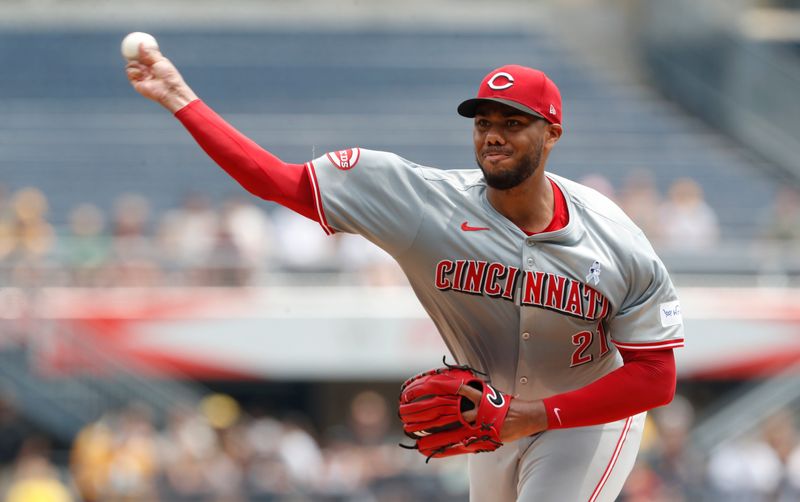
[124,44,198,113]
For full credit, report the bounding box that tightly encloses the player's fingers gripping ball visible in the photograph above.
[398,360,512,461]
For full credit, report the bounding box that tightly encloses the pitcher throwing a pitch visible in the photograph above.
[125,41,684,501]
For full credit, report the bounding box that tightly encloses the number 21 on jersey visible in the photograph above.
[570,321,610,367]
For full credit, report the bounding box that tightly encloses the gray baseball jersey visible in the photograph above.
[308,148,683,399]
[306,147,684,501]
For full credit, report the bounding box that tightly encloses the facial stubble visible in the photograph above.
[476,135,544,190]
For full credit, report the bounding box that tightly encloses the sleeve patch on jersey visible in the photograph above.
[659,300,683,327]
[325,148,361,170]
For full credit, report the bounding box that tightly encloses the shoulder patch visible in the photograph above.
[659,300,683,327]
[326,148,361,170]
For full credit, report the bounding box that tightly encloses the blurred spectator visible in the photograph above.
[762,187,800,243]
[318,390,458,500]
[70,405,160,502]
[70,415,114,502]
[158,193,218,284]
[762,410,800,500]
[4,438,73,502]
[757,187,800,280]
[110,193,161,286]
[0,184,14,262]
[104,404,159,501]
[619,168,663,241]
[346,390,413,495]
[4,188,57,288]
[619,462,671,502]
[578,173,617,201]
[657,178,720,251]
[213,197,272,286]
[198,394,248,500]
[348,390,393,446]
[706,409,800,501]
[642,395,706,501]
[62,204,111,286]
[159,404,218,500]
[244,413,293,498]
[786,428,800,498]
[336,233,406,285]
[272,206,337,273]
[212,422,249,502]
[707,441,781,501]
[9,188,55,260]
[320,391,394,498]
[0,391,31,468]
[279,415,324,489]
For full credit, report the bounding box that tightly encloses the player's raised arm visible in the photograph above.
[123,40,318,221]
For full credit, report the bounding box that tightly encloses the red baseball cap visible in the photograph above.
[458,65,562,125]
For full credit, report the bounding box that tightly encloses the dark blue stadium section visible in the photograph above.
[0,29,778,236]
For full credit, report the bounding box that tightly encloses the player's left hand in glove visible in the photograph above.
[398,360,512,461]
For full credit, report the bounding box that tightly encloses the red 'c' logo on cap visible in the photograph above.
[488,72,515,90]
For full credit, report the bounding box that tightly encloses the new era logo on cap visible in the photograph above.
[458,65,562,126]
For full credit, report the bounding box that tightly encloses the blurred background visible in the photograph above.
[1,0,800,500]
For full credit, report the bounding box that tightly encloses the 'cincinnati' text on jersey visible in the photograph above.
[434,259,610,321]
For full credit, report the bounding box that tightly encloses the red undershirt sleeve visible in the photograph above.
[174,99,318,222]
[542,348,677,429]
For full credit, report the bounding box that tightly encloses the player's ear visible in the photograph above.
[544,123,563,148]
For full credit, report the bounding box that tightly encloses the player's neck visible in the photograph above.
[487,170,554,234]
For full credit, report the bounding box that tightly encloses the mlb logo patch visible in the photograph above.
[326,148,361,170]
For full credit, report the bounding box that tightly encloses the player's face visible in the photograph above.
[473,103,549,190]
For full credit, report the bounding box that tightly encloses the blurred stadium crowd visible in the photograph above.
[2,168,799,290]
[3,388,800,501]
[0,388,469,502]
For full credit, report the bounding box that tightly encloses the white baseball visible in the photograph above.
[121,32,158,60]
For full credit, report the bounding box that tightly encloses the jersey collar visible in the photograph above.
[479,173,585,244]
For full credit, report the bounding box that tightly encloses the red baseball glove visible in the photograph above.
[398,360,512,461]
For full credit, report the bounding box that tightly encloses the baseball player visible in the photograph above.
[126,45,684,501]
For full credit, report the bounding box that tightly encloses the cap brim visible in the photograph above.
[457,97,546,120]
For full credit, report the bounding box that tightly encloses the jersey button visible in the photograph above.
[519,376,528,384]
[522,332,531,340]
[526,258,534,267]
[526,238,535,247]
